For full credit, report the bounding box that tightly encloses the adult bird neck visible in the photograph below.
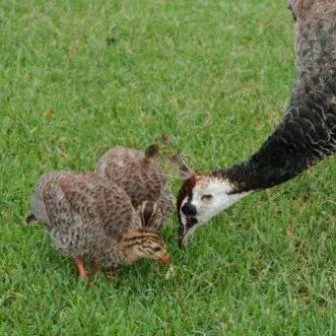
[216,20,336,194]
[214,83,336,194]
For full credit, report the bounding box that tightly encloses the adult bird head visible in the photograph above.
[176,174,249,247]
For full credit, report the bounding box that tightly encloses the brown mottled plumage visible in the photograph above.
[27,171,169,280]
[95,146,174,230]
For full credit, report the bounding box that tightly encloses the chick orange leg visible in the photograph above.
[92,261,100,277]
[74,258,89,281]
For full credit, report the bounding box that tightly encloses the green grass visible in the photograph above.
[1,0,335,335]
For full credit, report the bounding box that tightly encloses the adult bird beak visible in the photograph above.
[178,216,197,248]
[178,231,191,248]
[159,254,170,264]
[178,226,186,248]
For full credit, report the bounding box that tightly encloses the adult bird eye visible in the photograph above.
[201,194,213,201]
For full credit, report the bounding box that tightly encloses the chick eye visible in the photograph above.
[153,246,162,252]
[201,194,213,201]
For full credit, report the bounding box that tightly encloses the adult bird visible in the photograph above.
[177,0,336,247]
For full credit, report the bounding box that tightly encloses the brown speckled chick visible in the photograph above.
[95,145,174,231]
[27,171,170,281]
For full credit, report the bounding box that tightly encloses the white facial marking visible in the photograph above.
[190,177,250,225]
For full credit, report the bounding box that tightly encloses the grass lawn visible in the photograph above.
[1,0,335,334]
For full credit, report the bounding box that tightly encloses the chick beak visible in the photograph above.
[159,254,170,264]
